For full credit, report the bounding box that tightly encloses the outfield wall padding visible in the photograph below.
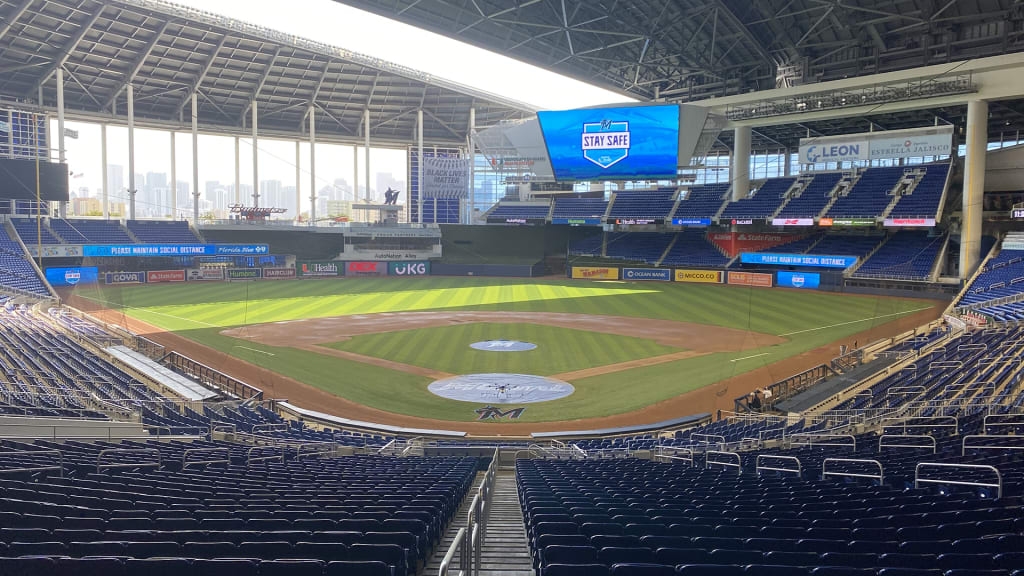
[431,262,543,277]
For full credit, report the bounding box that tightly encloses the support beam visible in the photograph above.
[295,140,301,221]
[240,47,280,123]
[783,148,792,177]
[127,84,136,220]
[364,108,370,202]
[468,106,475,224]
[177,35,229,114]
[57,65,67,219]
[0,0,34,45]
[170,131,176,218]
[233,136,240,204]
[417,108,423,224]
[101,123,108,219]
[251,100,259,207]
[25,8,104,98]
[103,19,172,111]
[308,105,316,223]
[732,125,751,201]
[191,93,198,223]
[192,93,199,223]
[960,100,987,279]
[353,144,358,202]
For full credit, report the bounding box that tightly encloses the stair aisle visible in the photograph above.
[425,472,485,575]
[479,468,533,576]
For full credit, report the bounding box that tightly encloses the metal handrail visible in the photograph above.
[97,448,161,471]
[881,415,958,436]
[878,434,937,453]
[0,449,63,477]
[246,446,285,466]
[756,454,801,477]
[438,527,467,576]
[705,450,741,475]
[961,434,1024,456]
[790,434,857,449]
[822,458,883,484]
[182,447,230,469]
[692,434,726,449]
[914,462,1002,499]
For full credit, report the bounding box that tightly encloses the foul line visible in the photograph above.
[777,306,933,337]
[730,353,769,363]
[76,294,221,328]
[234,346,275,356]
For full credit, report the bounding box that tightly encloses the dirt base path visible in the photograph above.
[66,293,945,436]
[551,351,709,380]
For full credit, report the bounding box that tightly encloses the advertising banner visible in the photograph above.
[777,271,821,289]
[339,250,436,261]
[622,268,671,281]
[187,268,224,281]
[570,266,619,280]
[389,261,431,276]
[740,252,858,268]
[709,232,798,257]
[146,270,186,283]
[26,244,84,258]
[104,271,146,285]
[345,262,387,277]
[672,218,711,226]
[422,157,470,198]
[82,244,268,257]
[297,261,343,277]
[727,271,773,287]
[45,267,98,287]
[552,218,602,225]
[868,132,953,160]
[820,218,876,227]
[537,104,680,181]
[799,140,868,164]
[884,217,936,227]
[772,218,814,227]
[674,269,723,283]
[263,267,296,279]
[613,218,659,225]
[226,268,262,280]
[730,219,756,225]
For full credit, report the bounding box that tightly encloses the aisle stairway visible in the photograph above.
[481,468,533,576]
[425,472,485,575]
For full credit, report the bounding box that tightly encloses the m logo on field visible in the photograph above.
[582,119,630,169]
[475,405,526,420]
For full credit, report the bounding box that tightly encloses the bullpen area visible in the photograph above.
[66,276,941,433]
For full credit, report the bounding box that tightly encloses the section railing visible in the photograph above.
[439,447,498,576]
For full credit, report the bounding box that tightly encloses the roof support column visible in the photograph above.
[364,108,371,202]
[233,136,240,205]
[251,101,259,208]
[960,100,987,279]
[170,131,176,218]
[56,67,67,218]
[417,108,424,224]
[783,149,792,177]
[468,106,475,225]
[353,144,358,202]
[191,93,199,224]
[295,140,301,222]
[127,83,136,220]
[308,105,316,224]
[101,124,108,219]
[732,125,750,201]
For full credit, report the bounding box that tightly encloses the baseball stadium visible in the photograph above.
[0,1,1023,575]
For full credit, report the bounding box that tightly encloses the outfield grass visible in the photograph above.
[75,277,933,422]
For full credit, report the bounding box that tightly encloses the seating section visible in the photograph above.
[488,203,551,221]
[0,439,475,576]
[552,198,609,220]
[605,233,674,264]
[568,234,604,257]
[888,163,950,219]
[761,233,823,255]
[804,234,883,259]
[854,231,946,280]
[672,184,728,220]
[127,220,200,243]
[659,231,730,268]
[720,178,796,220]
[0,229,50,296]
[957,249,1024,309]
[10,219,60,245]
[49,219,133,243]
[776,173,842,218]
[826,167,904,218]
[608,189,677,221]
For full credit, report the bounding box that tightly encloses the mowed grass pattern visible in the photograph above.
[323,323,680,376]
[75,277,934,423]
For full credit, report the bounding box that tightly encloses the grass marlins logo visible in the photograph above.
[581,118,630,169]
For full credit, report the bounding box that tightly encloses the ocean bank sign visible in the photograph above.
[622,268,671,281]
[799,141,867,164]
[741,252,858,268]
[82,244,268,257]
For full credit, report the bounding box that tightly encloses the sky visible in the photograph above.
[60,0,630,216]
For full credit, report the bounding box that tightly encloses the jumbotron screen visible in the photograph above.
[536,104,680,181]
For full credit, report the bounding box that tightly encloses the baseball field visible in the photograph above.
[70,277,940,428]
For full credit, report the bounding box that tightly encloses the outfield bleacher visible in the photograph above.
[0,230,50,297]
[720,177,796,220]
[552,198,608,221]
[127,220,200,243]
[853,231,946,281]
[672,184,728,220]
[48,219,132,243]
[775,173,843,219]
[659,231,730,268]
[826,167,904,218]
[608,188,677,221]
[888,163,950,219]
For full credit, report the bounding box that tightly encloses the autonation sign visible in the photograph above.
[82,244,269,257]
[741,252,858,268]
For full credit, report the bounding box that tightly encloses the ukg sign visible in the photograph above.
[389,261,430,276]
[346,262,386,277]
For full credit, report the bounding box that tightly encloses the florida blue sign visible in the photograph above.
[82,244,268,257]
[740,252,858,268]
[777,271,821,289]
[537,104,680,181]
